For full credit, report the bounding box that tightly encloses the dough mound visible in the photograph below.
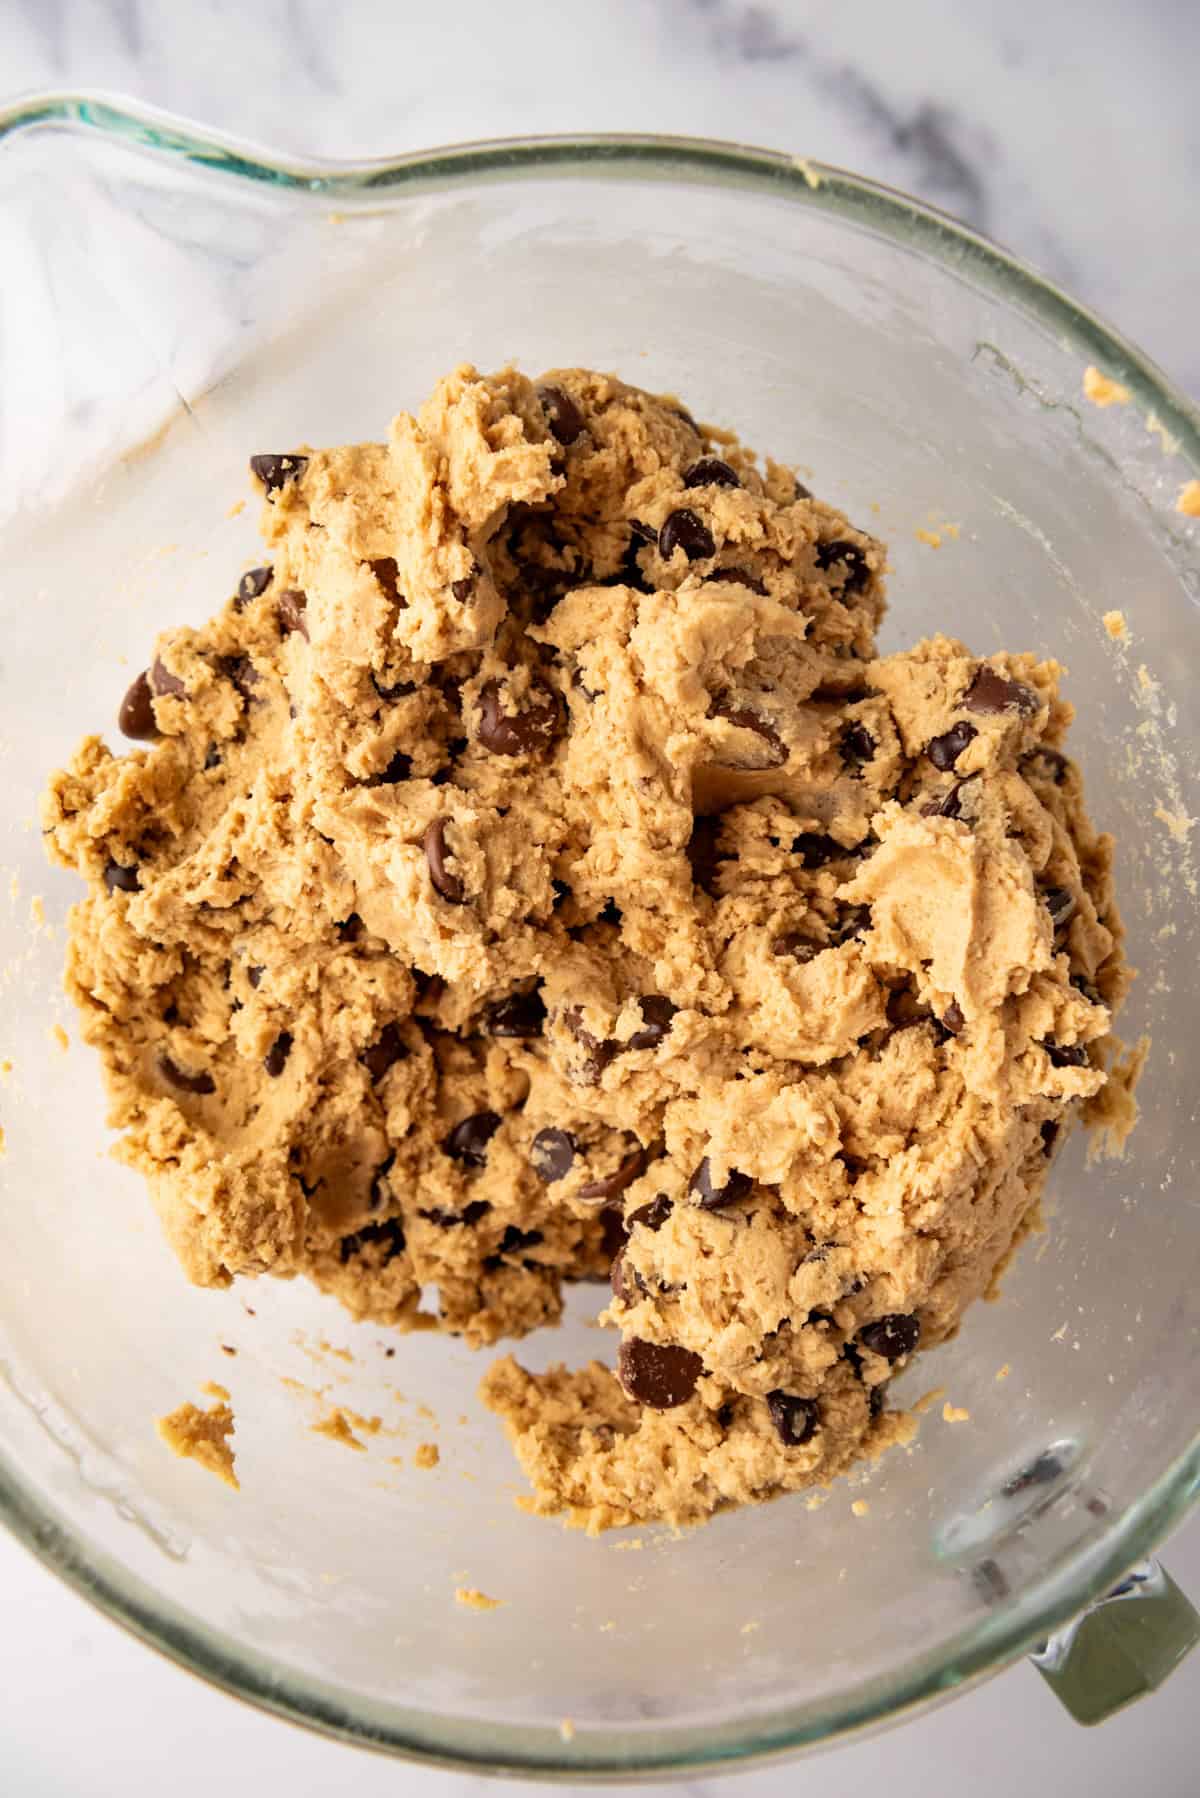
[44,365,1127,1530]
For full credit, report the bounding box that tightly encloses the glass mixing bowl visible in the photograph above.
[1,98,1198,1776]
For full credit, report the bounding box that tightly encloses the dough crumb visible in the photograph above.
[1083,365,1131,408]
[914,528,942,549]
[912,1386,947,1415]
[1102,609,1128,642]
[851,1499,870,1517]
[157,1397,238,1488]
[414,1441,440,1469]
[995,1363,1011,1381]
[794,156,823,189]
[455,1587,503,1611]
[1154,804,1193,842]
[312,1407,380,1451]
[201,1379,230,1401]
[30,895,46,927]
[942,1402,971,1423]
[1085,1034,1150,1161]
[1177,480,1200,518]
[1146,413,1180,456]
[49,1024,69,1053]
[559,1718,576,1743]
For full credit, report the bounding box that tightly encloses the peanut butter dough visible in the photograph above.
[44,365,1127,1531]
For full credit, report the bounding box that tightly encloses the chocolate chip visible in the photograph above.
[658,508,715,562]
[369,557,403,602]
[687,814,726,897]
[492,1224,545,1265]
[689,1157,753,1210]
[963,666,1041,717]
[628,995,677,1051]
[610,1249,648,1304]
[422,1198,492,1228]
[1043,887,1076,931]
[373,672,415,702]
[628,517,657,544]
[158,1053,216,1096]
[598,1206,628,1263]
[924,775,978,821]
[249,453,307,495]
[859,1314,921,1361]
[538,384,586,446]
[443,1111,501,1167]
[710,698,787,764]
[451,572,476,603]
[562,1006,619,1084]
[927,721,977,771]
[222,654,260,699]
[204,744,222,770]
[246,964,264,987]
[815,540,870,593]
[263,1032,292,1077]
[940,1000,965,1035]
[840,721,876,769]
[702,565,767,595]
[118,671,158,740]
[103,858,140,894]
[1044,1039,1088,1069]
[339,1215,406,1266]
[486,988,546,1038]
[336,915,363,944]
[1020,745,1069,785]
[368,749,412,786]
[683,456,740,489]
[149,655,186,699]
[774,930,820,962]
[530,1127,577,1183]
[868,1383,886,1419]
[617,1337,703,1409]
[360,1022,407,1083]
[277,588,309,639]
[831,904,872,946]
[792,832,844,869]
[766,1390,819,1447]
[1040,1119,1060,1155]
[236,565,273,607]
[630,1194,673,1233]
[424,817,465,904]
[476,678,562,757]
[578,1145,648,1203]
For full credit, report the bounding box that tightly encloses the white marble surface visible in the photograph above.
[2,1,1199,1792]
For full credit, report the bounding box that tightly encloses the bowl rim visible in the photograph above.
[1,92,1198,1778]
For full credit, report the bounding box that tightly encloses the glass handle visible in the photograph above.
[1029,1558,1200,1725]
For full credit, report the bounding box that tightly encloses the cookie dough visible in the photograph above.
[44,365,1127,1530]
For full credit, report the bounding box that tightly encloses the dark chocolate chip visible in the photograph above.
[766,1390,819,1446]
[476,678,563,757]
[963,666,1041,717]
[702,565,767,595]
[689,1157,753,1210]
[840,721,876,769]
[204,744,222,770]
[491,1224,545,1266]
[249,453,307,495]
[627,995,677,1051]
[1020,745,1070,785]
[658,507,715,562]
[443,1111,501,1167]
[710,698,788,764]
[630,1195,673,1233]
[339,1214,406,1266]
[118,671,158,741]
[421,1198,492,1228]
[792,832,845,869]
[859,1313,921,1361]
[562,1005,619,1084]
[158,1053,216,1096]
[149,655,186,699]
[222,654,260,699]
[373,672,415,702]
[927,721,977,771]
[1042,886,1076,931]
[815,539,870,593]
[578,1145,648,1203]
[336,915,363,944]
[360,1022,407,1083]
[424,817,466,904]
[236,565,273,607]
[451,573,476,603]
[924,775,978,821]
[369,557,403,602]
[617,1337,703,1409]
[610,1248,649,1304]
[530,1127,577,1183]
[598,1205,628,1263]
[103,858,140,894]
[687,815,726,898]
[277,588,309,639]
[1040,1119,1060,1155]
[940,1000,965,1035]
[246,965,264,988]
[1044,1039,1088,1069]
[263,1032,292,1077]
[486,988,546,1038]
[683,456,740,489]
[538,384,586,446]
[628,517,657,544]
